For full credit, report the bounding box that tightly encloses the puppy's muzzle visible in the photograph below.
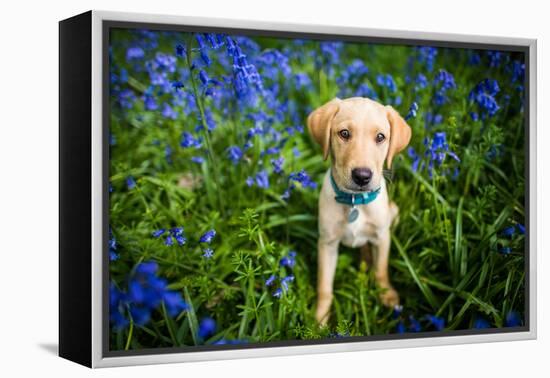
[351,167,373,186]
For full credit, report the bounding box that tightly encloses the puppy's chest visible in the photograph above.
[340,209,381,248]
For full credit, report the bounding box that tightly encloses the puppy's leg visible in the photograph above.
[389,201,400,226]
[373,229,399,307]
[315,238,339,325]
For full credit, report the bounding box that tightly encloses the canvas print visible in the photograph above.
[107,27,526,352]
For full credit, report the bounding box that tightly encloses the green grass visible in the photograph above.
[108,29,526,350]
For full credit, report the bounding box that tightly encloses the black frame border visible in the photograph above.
[59,11,93,367]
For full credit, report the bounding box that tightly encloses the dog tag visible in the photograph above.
[348,207,359,223]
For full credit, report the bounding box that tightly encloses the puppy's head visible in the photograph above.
[307,97,411,192]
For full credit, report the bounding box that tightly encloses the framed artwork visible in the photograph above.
[59,10,537,368]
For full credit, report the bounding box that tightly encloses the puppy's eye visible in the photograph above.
[339,129,351,140]
[376,133,386,144]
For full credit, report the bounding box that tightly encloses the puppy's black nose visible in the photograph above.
[351,168,373,186]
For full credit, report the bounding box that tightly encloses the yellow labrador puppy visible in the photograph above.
[307,97,411,325]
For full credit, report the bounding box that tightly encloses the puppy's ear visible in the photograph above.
[307,98,341,160]
[386,105,412,169]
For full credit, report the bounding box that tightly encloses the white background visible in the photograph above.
[0,0,547,376]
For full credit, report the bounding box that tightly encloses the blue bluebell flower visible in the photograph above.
[152,229,166,238]
[254,170,270,189]
[200,50,211,66]
[171,227,183,235]
[109,284,129,330]
[511,60,525,84]
[499,246,512,255]
[199,70,210,85]
[505,311,522,327]
[262,146,281,156]
[227,146,243,165]
[129,306,151,326]
[118,89,137,109]
[473,317,491,329]
[161,103,177,120]
[281,275,295,291]
[289,170,317,189]
[355,83,378,99]
[225,36,263,107]
[487,51,503,68]
[425,112,443,126]
[213,338,248,345]
[155,227,186,246]
[405,102,419,120]
[175,44,186,58]
[143,94,158,111]
[199,229,216,243]
[135,261,159,275]
[265,274,276,286]
[468,51,481,65]
[165,145,172,164]
[424,132,460,177]
[425,314,445,331]
[336,59,370,97]
[319,41,342,64]
[195,34,206,50]
[294,73,312,89]
[317,41,343,77]
[272,288,283,298]
[396,320,406,334]
[416,46,437,71]
[409,316,421,332]
[172,81,184,91]
[109,261,189,328]
[279,251,297,269]
[126,46,145,61]
[204,33,225,49]
[191,156,205,164]
[433,69,456,105]
[172,230,187,246]
[469,79,500,118]
[376,74,397,93]
[486,144,503,161]
[126,176,136,190]
[256,49,292,80]
[164,235,174,246]
[198,317,217,339]
[163,291,188,317]
[502,226,516,238]
[196,109,217,132]
[109,230,119,261]
[408,147,421,172]
[180,132,202,148]
[271,156,284,174]
[392,305,403,318]
[516,224,525,234]
[415,73,428,90]
[282,170,317,200]
[202,248,214,259]
[154,52,177,72]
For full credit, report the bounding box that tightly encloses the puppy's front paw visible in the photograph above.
[379,287,400,308]
[315,297,332,325]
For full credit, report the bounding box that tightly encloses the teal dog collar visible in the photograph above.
[330,171,380,222]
